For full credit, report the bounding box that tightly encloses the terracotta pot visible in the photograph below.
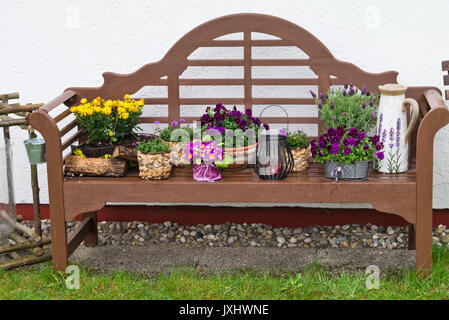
[221,143,257,171]
[137,151,172,180]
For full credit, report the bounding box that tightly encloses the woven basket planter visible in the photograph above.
[167,142,187,167]
[137,151,172,180]
[291,146,310,172]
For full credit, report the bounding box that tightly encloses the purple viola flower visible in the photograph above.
[376,152,385,160]
[331,143,339,155]
[280,129,287,136]
[348,128,359,137]
[245,108,252,117]
[347,137,356,146]
[330,100,335,110]
[363,143,369,151]
[310,90,317,98]
[328,127,335,136]
[179,118,185,123]
[318,140,326,148]
[344,147,352,155]
[358,132,366,140]
[171,120,178,127]
[263,123,269,130]
[376,144,382,151]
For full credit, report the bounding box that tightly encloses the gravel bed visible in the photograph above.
[25,220,449,250]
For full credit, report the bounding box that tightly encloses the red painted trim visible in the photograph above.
[16,204,449,228]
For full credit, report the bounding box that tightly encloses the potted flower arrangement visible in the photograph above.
[135,138,172,180]
[69,94,143,157]
[311,84,378,133]
[156,119,193,167]
[285,130,310,172]
[184,138,223,182]
[199,103,268,170]
[310,126,384,180]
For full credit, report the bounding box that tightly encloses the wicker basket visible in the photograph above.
[137,151,172,180]
[291,146,310,172]
[167,142,187,167]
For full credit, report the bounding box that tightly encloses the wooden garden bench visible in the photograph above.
[30,13,449,276]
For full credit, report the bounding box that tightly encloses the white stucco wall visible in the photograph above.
[1,0,449,207]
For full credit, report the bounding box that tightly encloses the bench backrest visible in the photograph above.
[66,13,399,140]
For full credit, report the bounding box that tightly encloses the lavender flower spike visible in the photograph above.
[310,90,317,98]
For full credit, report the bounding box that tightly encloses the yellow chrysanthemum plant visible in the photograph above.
[70,94,144,144]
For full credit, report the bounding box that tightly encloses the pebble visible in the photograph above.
[23,220,449,250]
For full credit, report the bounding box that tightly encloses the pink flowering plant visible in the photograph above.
[310,126,384,164]
[185,139,224,165]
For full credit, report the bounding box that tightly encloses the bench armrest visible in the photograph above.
[416,89,449,220]
[29,90,79,220]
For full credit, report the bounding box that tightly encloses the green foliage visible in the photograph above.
[316,86,378,133]
[0,246,448,299]
[134,138,170,154]
[287,131,310,149]
[160,126,193,142]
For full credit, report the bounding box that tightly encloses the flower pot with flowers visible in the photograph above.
[135,138,172,180]
[156,119,193,167]
[69,94,143,157]
[285,130,311,172]
[310,126,384,180]
[184,137,223,182]
[199,103,268,170]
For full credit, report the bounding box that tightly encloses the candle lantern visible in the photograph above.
[254,106,294,180]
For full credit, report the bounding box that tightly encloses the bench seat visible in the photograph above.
[63,163,417,223]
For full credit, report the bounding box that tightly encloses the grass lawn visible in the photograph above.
[0,246,448,300]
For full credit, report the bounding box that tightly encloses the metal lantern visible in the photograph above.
[254,105,294,180]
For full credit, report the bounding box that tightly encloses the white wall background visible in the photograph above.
[1,0,449,207]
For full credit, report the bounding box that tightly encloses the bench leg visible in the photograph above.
[83,211,98,247]
[415,214,432,278]
[408,223,416,250]
[50,212,68,273]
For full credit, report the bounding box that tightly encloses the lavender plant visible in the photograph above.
[311,84,379,133]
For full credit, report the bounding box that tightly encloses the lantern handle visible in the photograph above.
[259,105,289,132]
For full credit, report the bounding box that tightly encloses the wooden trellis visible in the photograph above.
[0,92,50,270]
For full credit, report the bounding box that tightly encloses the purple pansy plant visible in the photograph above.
[310,126,384,164]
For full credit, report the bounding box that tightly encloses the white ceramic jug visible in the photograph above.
[376,84,419,173]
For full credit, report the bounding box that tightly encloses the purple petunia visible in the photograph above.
[171,121,178,127]
[376,152,384,160]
